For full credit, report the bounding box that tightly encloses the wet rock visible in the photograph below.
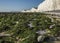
[49,24,55,29]
[0,33,11,37]
[28,22,34,28]
[56,37,60,41]
[37,35,45,42]
[36,30,49,35]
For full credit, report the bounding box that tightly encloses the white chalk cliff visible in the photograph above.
[21,0,60,12]
[37,0,60,12]
[37,0,54,12]
[21,8,37,12]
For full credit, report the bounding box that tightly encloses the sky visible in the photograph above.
[0,0,44,12]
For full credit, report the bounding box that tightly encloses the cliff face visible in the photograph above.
[37,0,60,12]
[55,0,60,10]
[21,8,37,12]
[21,0,60,12]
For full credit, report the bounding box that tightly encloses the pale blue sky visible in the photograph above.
[0,0,44,12]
